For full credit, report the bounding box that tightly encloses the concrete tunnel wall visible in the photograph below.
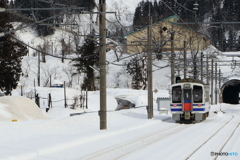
[221,79,240,104]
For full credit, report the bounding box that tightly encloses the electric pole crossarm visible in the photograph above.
[37,0,68,7]
[0,7,86,12]
[5,7,86,11]
[176,22,240,25]
[84,11,115,14]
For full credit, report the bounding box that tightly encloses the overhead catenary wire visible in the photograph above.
[3,1,175,68]
[174,0,195,13]
[0,26,96,60]
[161,0,193,30]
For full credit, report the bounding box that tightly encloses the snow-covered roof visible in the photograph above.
[52,80,63,85]
[222,52,240,57]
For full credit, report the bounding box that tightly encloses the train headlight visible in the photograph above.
[184,84,191,88]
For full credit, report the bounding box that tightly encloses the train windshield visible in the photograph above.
[172,86,182,103]
[193,85,203,103]
[183,89,191,101]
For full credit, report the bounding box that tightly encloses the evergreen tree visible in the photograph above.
[237,36,240,51]
[126,55,147,90]
[14,0,32,18]
[78,0,96,11]
[72,36,99,91]
[228,28,237,51]
[35,0,55,36]
[222,35,227,52]
[133,1,145,30]
[0,0,27,95]
[55,0,96,11]
[210,7,222,50]
[223,0,240,21]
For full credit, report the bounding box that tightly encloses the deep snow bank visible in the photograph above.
[0,96,49,121]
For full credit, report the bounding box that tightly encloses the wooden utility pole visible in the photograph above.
[211,60,214,105]
[219,69,221,88]
[38,50,40,86]
[215,63,217,104]
[86,88,88,109]
[147,17,153,119]
[64,81,67,108]
[201,52,203,82]
[206,54,209,84]
[184,41,187,79]
[170,31,175,84]
[99,0,107,130]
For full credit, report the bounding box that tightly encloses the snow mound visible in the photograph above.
[217,111,224,116]
[0,96,49,121]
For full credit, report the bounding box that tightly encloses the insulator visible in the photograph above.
[193,7,198,11]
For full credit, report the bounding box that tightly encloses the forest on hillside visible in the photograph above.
[6,0,240,52]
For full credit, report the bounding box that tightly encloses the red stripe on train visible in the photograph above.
[184,103,191,111]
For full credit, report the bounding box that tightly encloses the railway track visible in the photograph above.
[81,107,238,160]
[187,112,240,160]
[81,122,193,160]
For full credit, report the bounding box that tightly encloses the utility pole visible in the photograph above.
[215,63,218,104]
[147,17,153,119]
[219,69,221,88]
[184,41,187,79]
[38,50,40,86]
[211,59,213,105]
[201,52,203,82]
[206,54,209,85]
[99,0,107,130]
[170,31,175,84]
[64,81,67,108]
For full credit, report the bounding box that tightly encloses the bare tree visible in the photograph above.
[40,65,59,87]
[37,38,51,63]
[62,66,77,87]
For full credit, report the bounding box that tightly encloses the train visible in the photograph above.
[170,78,210,122]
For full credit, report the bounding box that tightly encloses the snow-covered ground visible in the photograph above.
[0,90,240,160]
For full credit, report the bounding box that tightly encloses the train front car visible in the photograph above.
[170,79,210,122]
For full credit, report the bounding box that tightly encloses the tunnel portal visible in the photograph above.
[222,79,240,104]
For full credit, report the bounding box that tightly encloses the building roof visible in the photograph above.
[168,21,210,39]
[124,15,210,39]
[124,15,179,38]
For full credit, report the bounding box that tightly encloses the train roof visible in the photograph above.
[177,78,205,84]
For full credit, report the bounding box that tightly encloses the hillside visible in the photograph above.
[9,0,240,98]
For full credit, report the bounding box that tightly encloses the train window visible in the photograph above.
[184,89,191,100]
[172,86,182,103]
[193,85,202,103]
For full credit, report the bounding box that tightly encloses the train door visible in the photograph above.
[183,88,192,111]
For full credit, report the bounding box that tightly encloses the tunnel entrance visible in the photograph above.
[222,79,240,104]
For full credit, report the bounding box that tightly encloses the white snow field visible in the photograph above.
[0,90,239,160]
